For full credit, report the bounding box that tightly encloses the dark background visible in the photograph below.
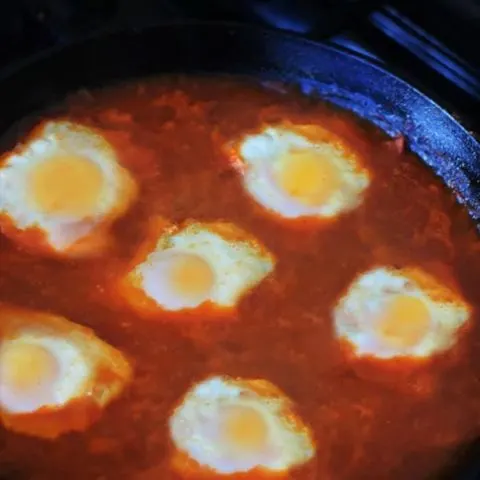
[0,0,478,132]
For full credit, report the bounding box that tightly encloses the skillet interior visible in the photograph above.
[0,21,479,479]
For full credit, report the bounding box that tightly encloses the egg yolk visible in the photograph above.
[223,405,269,452]
[0,342,58,393]
[28,154,104,216]
[377,295,431,347]
[274,149,341,206]
[168,254,215,299]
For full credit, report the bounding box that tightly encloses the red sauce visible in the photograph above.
[0,76,479,479]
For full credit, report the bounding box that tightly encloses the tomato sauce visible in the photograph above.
[0,76,479,480]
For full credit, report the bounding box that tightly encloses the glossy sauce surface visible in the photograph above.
[0,76,479,479]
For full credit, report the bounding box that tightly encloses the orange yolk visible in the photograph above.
[274,150,341,206]
[169,254,215,299]
[28,154,104,216]
[0,342,58,393]
[377,295,431,347]
[223,405,269,452]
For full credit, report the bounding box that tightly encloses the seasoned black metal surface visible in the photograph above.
[0,17,478,480]
[0,21,477,220]
[1,0,478,132]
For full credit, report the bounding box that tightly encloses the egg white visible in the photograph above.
[237,126,370,219]
[0,334,89,414]
[333,267,471,359]
[169,376,316,474]
[126,221,275,311]
[0,120,137,255]
[0,305,132,438]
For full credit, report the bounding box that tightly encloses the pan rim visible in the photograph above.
[0,18,476,142]
[0,19,477,223]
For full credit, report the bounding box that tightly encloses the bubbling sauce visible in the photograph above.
[0,76,479,479]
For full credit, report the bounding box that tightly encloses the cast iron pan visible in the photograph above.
[0,21,479,479]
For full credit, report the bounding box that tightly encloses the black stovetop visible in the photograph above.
[0,0,478,134]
